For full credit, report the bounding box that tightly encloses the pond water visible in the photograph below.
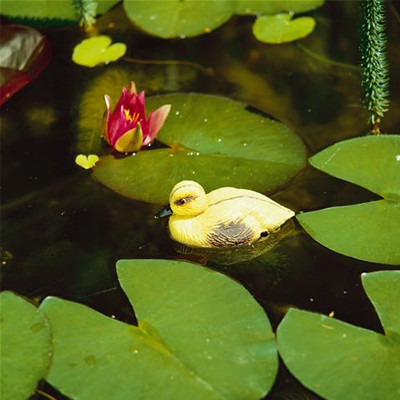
[1,2,399,399]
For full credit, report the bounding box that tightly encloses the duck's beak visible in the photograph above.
[154,204,173,219]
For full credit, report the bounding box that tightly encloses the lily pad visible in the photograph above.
[40,259,278,400]
[0,291,52,400]
[123,0,234,38]
[0,0,119,25]
[235,0,324,15]
[72,36,126,68]
[277,270,400,400]
[297,135,400,265]
[253,14,316,44]
[92,93,306,204]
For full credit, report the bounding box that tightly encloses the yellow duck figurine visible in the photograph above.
[155,180,295,248]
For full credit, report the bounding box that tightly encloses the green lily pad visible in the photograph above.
[92,93,306,204]
[0,0,119,25]
[123,0,234,39]
[297,135,400,265]
[0,291,52,400]
[235,0,324,15]
[40,259,278,400]
[72,36,126,68]
[277,270,400,400]
[253,14,316,44]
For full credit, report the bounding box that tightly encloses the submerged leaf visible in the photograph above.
[72,36,126,67]
[297,135,400,265]
[40,259,278,400]
[0,291,52,400]
[277,270,400,400]
[253,14,316,44]
[92,93,306,204]
[0,25,51,105]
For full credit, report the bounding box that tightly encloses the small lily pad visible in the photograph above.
[253,14,316,44]
[235,0,324,15]
[40,259,278,400]
[297,135,400,265]
[92,93,306,204]
[123,0,234,38]
[75,154,99,170]
[277,270,400,400]
[72,36,126,68]
[0,291,52,400]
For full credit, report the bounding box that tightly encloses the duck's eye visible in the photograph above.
[175,198,186,206]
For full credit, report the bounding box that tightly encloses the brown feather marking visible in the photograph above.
[207,221,254,247]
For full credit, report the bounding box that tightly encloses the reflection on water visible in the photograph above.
[1,2,400,399]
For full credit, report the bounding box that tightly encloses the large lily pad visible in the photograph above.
[235,0,324,15]
[0,291,52,400]
[123,0,234,39]
[122,0,324,38]
[0,0,119,25]
[92,93,306,204]
[40,259,278,400]
[277,270,400,400]
[297,135,400,265]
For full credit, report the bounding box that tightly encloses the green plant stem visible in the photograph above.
[296,43,361,72]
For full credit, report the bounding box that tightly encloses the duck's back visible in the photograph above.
[203,187,294,244]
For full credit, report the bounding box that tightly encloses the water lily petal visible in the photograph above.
[102,95,112,143]
[145,104,171,145]
[108,105,130,145]
[114,124,143,152]
[128,81,137,95]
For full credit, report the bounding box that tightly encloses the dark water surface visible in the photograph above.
[1,2,399,399]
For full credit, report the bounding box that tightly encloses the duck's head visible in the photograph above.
[155,180,208,218]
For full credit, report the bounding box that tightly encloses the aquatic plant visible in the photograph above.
[72,0,97,29]
[278,270,400,400]
[297,135,400,265]
[103,82,171,153]
[360,0,390,133]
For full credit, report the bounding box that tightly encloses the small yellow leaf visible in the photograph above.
[75,154,99,170]
[72,36,127,67]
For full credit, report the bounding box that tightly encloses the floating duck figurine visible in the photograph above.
[155,180,295,248]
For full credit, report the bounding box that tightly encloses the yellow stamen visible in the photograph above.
[123,108,140,125]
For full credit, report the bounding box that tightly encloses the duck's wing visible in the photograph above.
[206,219,255,247]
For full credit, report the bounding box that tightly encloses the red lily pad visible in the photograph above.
[0,25,51,105]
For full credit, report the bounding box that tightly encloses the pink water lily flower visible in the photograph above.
[103,82,171,152]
